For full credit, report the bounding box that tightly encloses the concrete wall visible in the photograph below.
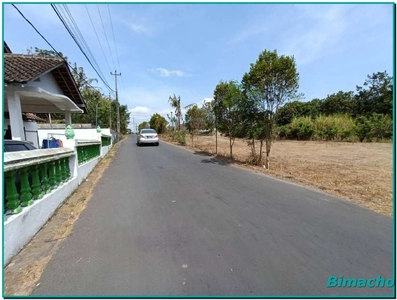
[77,157,100,185]
[38,129,101,149]
[27,72,64,95]
[4,119,40,148]
[101,145,111,158]
[24,121,39,149]
[4,177,79,265]
[4,142,111,265]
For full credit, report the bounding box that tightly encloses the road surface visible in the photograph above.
[33,136,393,296]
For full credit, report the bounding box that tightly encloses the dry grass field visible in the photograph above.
[161,133,393,216]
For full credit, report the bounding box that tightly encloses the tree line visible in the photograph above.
[141,49,393,169]
[26,47,131,134]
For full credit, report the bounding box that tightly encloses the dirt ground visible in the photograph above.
[161,133,393,216]
[4,141,123,296]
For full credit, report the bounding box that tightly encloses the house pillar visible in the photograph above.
[65,111,72,126]
[7,91,25,141]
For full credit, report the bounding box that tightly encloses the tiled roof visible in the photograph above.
[24,113,47,122]
[4,53,87,113]
[4,53,64,83]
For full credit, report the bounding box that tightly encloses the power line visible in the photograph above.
[11,4,114,95]
[107,4,121,75]
[52,4,112,91]
[107,4,126,101]
[60,4,107,83]
[51,4,114,92]
[85,4,112,73]
[97,4,116,71]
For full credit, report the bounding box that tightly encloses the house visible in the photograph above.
[3,42,113,266]
[4,44,87,146]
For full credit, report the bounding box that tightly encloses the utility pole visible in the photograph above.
[111,70,121,142]
[109,93,112,130]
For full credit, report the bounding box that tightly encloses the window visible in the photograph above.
[142,129,156,134]
[5,144,30,152]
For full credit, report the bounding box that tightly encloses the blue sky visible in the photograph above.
[3,3,394,129]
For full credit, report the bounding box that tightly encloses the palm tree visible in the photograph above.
[168,94,182,131]
[71,63,98,90]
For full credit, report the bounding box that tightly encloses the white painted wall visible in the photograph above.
[27,72,63,95]
[4,143,113,265]
[24,121,39,149]
[38,129,101,149]
[101,144,112,157]
[4,177,79,265]
[4,119,40,148]
[77,157,100,185]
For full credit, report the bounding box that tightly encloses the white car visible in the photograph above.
[137,129,159,146]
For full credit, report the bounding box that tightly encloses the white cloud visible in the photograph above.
[149,68,191,77]
[126,22,151,35]
[129,106,151,114]
[230,4,392,66]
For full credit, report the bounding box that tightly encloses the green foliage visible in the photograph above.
[242,49,301,166]
[320,91,355,116]
[168,130,186,146]
[185,105,207,133]
[213,80,245,157]
[354,71,393,117]
[27,47,67,60]
[279,113,391,142]
[355,113,393,142]
[138,121,150,131]
[201,101,215,131]
[185,104,207,146]
[289,116,315,140]
[169,94,182,130]
[149,113,168,134]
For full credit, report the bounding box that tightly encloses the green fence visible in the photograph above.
[76,144,101,165]
[101,136,112,147]
[4,157,71,215]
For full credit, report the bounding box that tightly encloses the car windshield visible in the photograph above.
[142,129,156,134]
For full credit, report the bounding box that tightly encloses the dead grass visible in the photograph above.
[161,133,392,216]
[4,141,123,296]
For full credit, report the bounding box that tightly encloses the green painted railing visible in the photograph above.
[76,144,101,165]
[101,136,112,147]
[4,157,72,216]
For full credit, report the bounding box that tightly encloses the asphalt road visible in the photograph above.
[33,136,393,296]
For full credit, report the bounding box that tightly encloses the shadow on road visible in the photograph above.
[193,151,230,166]
[193,151,213,157]
[201,158,229,166]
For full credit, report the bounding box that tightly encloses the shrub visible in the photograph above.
[313,114,356,141]
[289,116,315,140]
[171,131,186,145]
[368,113,392,141]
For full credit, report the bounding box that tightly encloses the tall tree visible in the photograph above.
[149,113,168,133]
[354,71,393,117]
[320,91,355,116]
[242,49,300,168]
[213,80,244,158]
[138,121,150,131]
[168,94,182,131]
[71,62,98,90]
[27,46,68,60]
[185,104,206,147]
[201,100,215,132]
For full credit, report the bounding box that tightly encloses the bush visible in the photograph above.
[289,116,315,140]
[168,130,186,145]
[355,113,392,142]
[313,114,356,141]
